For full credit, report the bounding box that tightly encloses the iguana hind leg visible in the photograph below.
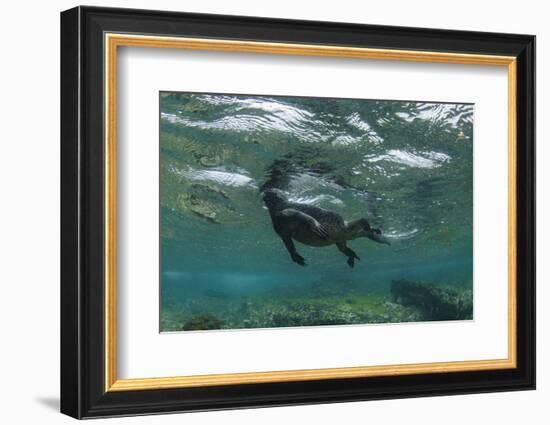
[337,242,360,268]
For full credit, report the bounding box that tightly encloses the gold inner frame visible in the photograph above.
[104,33,518,392]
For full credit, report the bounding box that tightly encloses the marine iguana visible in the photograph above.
[263,188,390,268]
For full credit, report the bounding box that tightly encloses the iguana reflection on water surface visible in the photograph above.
[263,188,390,268]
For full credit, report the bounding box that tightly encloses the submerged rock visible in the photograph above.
[164,291,439,332]
[390,279,472,321]
[228,296,418,329]
[176,193,220,223]
[182,314,224,331]
[172,183,238,224]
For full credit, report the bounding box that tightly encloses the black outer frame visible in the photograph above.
[60,5,535,419]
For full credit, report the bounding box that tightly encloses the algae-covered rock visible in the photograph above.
[391,279,472,321]
[182,314,224,331]
[233,297,416,329]
[176,193,220,223]
[170,182,238,224]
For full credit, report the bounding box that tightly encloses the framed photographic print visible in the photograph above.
[60,6,536,419]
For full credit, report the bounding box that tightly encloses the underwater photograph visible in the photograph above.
[159,91,474,332]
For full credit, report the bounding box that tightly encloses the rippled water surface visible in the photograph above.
[160,92,474,332]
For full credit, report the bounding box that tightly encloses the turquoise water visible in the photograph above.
[159,92,473,332]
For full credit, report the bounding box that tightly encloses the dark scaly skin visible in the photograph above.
[276,203,346,246]
[263,189,389,268]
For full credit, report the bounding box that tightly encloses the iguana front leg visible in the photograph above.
[280,235,306,266]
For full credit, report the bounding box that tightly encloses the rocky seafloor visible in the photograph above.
[160,279,473,332]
